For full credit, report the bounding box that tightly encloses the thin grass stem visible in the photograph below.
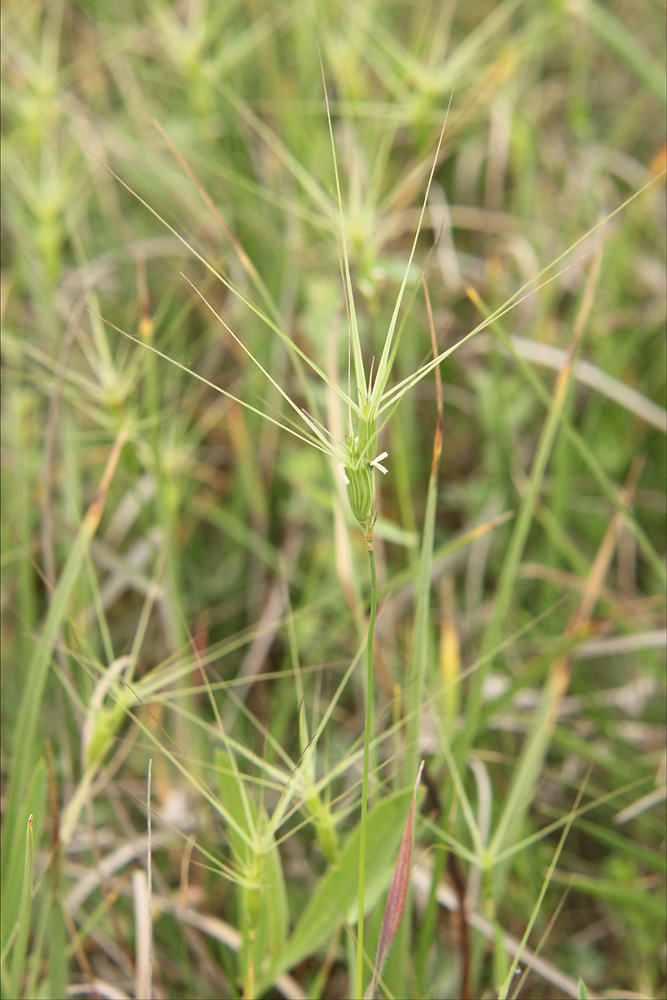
[357,544,377,998]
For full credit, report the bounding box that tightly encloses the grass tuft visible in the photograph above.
[2,2,665,998]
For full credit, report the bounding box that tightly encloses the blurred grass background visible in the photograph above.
[1,1,665,998]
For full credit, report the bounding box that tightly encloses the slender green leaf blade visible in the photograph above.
[258,788,412,993]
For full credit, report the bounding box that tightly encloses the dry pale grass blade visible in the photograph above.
[67,980,131,999]
[613,783,667,824]
[131,869,150,1000]
[65,835,162,914]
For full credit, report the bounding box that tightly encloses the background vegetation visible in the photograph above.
[2,1,665,998]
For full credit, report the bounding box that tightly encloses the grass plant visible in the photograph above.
[2,2,666,998]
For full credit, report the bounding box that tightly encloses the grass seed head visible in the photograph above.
[343,409,388,545]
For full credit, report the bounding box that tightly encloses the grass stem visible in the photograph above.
[357,544,377,998]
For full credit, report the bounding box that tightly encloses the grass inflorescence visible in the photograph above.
[2,2,666,999]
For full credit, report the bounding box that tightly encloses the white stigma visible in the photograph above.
[370,451,389,475]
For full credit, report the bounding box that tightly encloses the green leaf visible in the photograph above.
[2,425,128,904]
[258,788,412,994]
[215,749,289,987]
[364,763,424,999]
[578,977,590,1000]
[1,759,45,956]
[6,814,35,1000]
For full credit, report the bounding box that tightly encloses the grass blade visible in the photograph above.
[6,814,35,1000]
[2,423,129,924]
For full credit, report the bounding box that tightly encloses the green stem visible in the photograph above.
[356,544,377,998]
